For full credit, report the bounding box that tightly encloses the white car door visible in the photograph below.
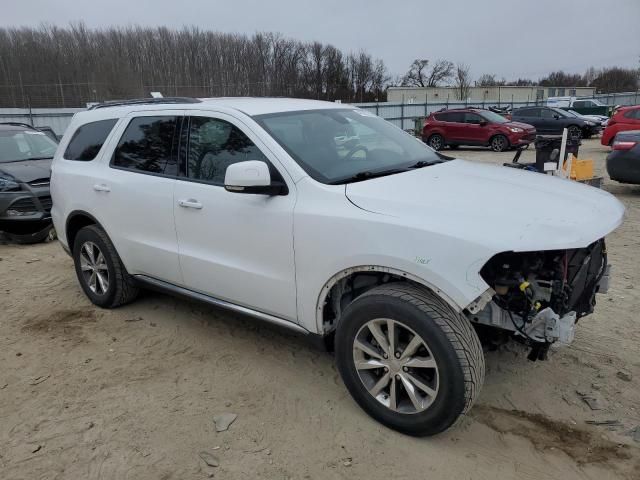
[93,110,184,285]
[173,112,298,321]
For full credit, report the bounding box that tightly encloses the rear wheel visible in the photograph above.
[490,134,509,152]
[72,225,139,308]
[335,283,485,436]
[427,134,444,151]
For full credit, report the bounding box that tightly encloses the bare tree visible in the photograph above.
[476,73,506,87]
[0,24,389,107]
[454,63,472,100]
[402,59,453,87]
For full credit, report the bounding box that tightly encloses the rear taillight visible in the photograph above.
[612,140,637,151]
[607,119,617,126]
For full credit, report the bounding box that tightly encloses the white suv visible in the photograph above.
[51,97,624,436]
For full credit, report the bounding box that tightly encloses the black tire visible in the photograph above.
[335,283,484,436]
[490,134,509,152]
[567,125,582,140]
[427,134,445,151]
[72,225,139,308]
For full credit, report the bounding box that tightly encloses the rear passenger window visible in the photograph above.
[64,119,117,161]
[186,117,268,185]
[112,116,179,176]
[438,112,464,123]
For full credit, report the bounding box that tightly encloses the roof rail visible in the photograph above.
[88,97,202,110]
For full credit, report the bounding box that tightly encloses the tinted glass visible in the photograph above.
[573,101,586,108]
[441,112,464,123]
[541,108,556,119]
[64,119,117,161]
[256,109,444,184]
[517,108,539,118]
[112,116,179,175]
[186,117,268,184]
[0,129,58,163]
[463,113,483,124]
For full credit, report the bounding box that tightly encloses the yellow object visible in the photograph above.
[562,156,595,181]
[519,281,530,292]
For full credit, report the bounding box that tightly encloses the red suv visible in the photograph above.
[601,105,640,146]
[422,108,536,152]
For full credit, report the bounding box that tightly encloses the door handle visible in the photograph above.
[178,199,203,209]
[93,183,111,192]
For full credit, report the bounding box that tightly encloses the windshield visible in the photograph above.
[566,110,581,117]
[0,129,58,163]
[255,109,444,184]
[479,110,508,124]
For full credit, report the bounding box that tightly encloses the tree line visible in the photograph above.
[400,58,639,99]
[0,24,388,108]
[0,24,637,108]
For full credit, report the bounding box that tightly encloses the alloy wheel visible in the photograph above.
[79,241,109,295]
[352,318,439,414]
[491,136,507,152]
[429,135,443,150]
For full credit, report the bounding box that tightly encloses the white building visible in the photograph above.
[387,85,596,104]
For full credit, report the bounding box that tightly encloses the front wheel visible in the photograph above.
[427,134,444,151]
[335,283,485,436]
[490,134,509,152]
[567,125,582,140]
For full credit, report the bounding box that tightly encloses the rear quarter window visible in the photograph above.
[64,119,118,161]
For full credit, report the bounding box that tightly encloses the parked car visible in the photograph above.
[606,130,640,184]
[601,105,640,146]
[547,96,614,117]
[422,108,536,152]
[51,97,623,436]
[0,122,57,243]
[562,110,602,138]
[511,106,597,138]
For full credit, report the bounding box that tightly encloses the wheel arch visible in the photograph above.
[65,210,108,251]
[315,265,461,336]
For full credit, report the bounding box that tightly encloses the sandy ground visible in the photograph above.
[1,138,639,480]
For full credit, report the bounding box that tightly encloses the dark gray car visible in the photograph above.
[511,106,596,139]
[0,123,58,243]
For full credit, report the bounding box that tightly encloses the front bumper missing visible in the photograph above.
[470,301,577,346]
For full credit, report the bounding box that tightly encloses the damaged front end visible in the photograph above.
[468,239,610,360]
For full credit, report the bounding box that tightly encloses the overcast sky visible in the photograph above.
[2,0,638,80]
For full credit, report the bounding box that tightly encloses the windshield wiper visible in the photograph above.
[330,168,408,185]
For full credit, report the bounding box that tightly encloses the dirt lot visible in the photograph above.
[1,139,639,479]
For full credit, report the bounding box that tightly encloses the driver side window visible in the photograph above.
[186,117,268,185]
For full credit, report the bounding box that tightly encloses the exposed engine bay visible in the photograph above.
[470,239,609,360]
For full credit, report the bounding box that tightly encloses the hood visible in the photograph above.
[505,121,535,131]
[0,158,52,183]
[345,159,624,252]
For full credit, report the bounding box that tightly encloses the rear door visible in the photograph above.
[93,110,184,285]
[438,111,465,142]
[514,108,542,131]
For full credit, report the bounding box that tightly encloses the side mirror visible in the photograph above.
[478,120,488,126]
[224,161,287,195]
[553,114,560,119]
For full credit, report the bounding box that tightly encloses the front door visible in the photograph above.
[173,112,298,321]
